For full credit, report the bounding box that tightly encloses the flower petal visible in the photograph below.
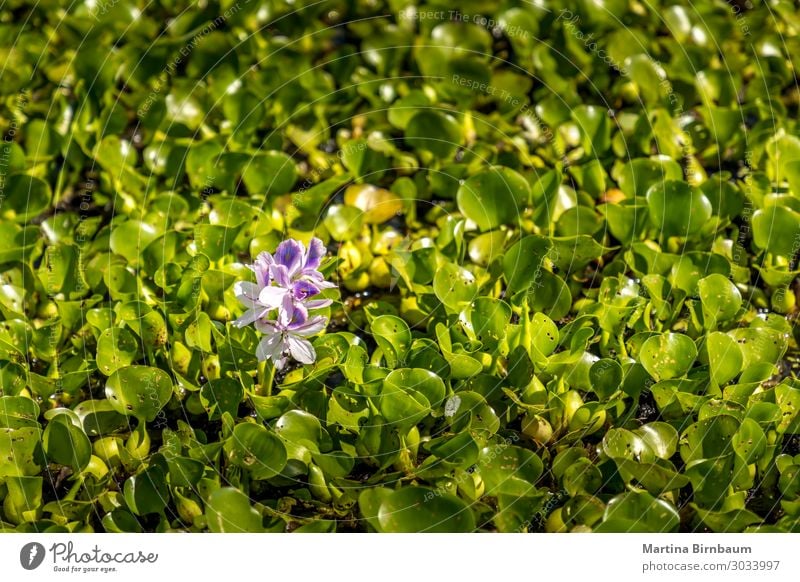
[287,335,316,364]
[256,333,284,362]
[234,281,261,307]
[273,355,289,371]
[304,238,325,270]
[280,294,309,327]
[270,264,291,288]
[301,269,337,289]
[289,315,328,336]
[251,252,274,287]
[258,285,288,309]
[233,307,266,328]
[254,319,279,334]
[304,298,333,309]
[292,280,320,300]
[274,239,304,276]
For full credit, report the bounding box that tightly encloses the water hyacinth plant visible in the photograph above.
[234,238,335,371]
[7,0,800,538]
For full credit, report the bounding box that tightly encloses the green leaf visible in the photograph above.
[199,378,243,421]
[753,205,800,256]
[733,418,767,464]
[123,465,168,516]
[105,366,173,422]
[433,263,478,310]
[405,111,462,159]
[241,151,297,197]
[589,358,623,399]
[380,368,445,427]
[705,332,743,385]
[2,175,52,222]
[503,235,552,295]
[457,167,531,230]
[377,487,475,532]
[636,422,679,459]
[370,315,411,368]
[109,220,160,263]
[43,416,91,472]
[572,105,611,155]
[96,327,139,376]
[464,297,511,346]
[639,333,698,380]
[224,423,287,480]
[0,397,39,429]
[478,444,543,497]
[205,487,263,533]
[274,410,328,454]
[646,180,712,238]
[595,491,680,532]
[698,274,742,325]
[0,427,41,477]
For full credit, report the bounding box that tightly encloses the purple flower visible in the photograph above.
[254,296,328,369]
[233,237,336,369]
[233,238,334,328]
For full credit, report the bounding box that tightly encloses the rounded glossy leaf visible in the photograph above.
[733,418,767,464]
[433,263,478,310]
[199,378,243,421]
[370,315,411,368]
[43,417,91,472]
[104,366,173,422]
[0,427,41,477]
[0,397,39,429]
[123,465,168,516]
[465,297,511,346]
[377,487,475,532]
[646,180,712,238]
[457,167,531,231]
[387,369,446,410]
[563,458,602,496]
[225,423,287,480]
[698,274,742,325]
[602,428,656,463]
[73,400,128,437]
[727,328,788,369]
[344,184,403,224]
[478,444,543,497]
[274,410,327,454]
[324,205,363,242]
[753,206,800,256]
[102,509,143,533]
[468,230,507,266]
[635,422,679,460]
[358,487,393,532]
[241,151,297,197]
[405,111,462,159]
[530,312,559,357]
[618,157,683,198]
[589,359,623,399]
[96,327,139,376]
[109,220,160,263]
[706,332,743,385]
[639,333,697,381]
[502,235,552,295]
[205,488,263,533]
[381,368,445,426]
[525,270,571,320]
[596,491,680,533]
[3,175,52,222]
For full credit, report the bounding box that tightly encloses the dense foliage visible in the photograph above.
[2,0,800,533]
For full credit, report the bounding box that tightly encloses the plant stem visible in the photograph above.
[257,359,276,396]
